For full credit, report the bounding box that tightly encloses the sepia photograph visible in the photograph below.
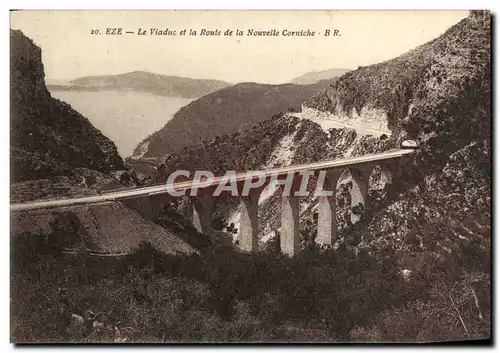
[9,9,491,343]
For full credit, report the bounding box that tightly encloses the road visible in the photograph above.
[291,112,390,137]
[10,149,414,212]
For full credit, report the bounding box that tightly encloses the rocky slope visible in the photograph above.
[340,11,491,255]
[290,68,351,85]
[48,71,231,99]
[10,30,125,182]
[131,80,334,158]
[304,11,490,138]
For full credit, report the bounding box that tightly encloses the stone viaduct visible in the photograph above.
[121,149,414,256]
[10,149,415,257]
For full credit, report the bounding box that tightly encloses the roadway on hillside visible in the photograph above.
[291,112,390,137]
[10,149,414,212]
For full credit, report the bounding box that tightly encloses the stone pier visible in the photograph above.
[239,189,262,252]
[349,166,373,224]
[190,195,216,234]
[281,195,300,256]
[316,170,344,246]
[121,193,168,222]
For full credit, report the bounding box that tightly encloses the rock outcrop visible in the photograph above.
[10,30,125,182]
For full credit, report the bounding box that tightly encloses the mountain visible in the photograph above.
[139,11,490,340]
[290,68,351,85]
[304,11,490,137]
[10,30,125,182]
[47,71,232,99]
[131,80,333,159]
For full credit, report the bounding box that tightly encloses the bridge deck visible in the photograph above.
[10,149,414,211]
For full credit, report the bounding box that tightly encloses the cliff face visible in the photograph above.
[10,30,125,182]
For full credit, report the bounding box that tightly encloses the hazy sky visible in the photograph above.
[10,10,468,84]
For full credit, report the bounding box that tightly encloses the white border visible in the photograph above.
[1,1,498,352]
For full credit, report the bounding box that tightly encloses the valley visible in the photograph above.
[50,90,193,157]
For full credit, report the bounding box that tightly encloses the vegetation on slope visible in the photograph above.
[132,80,333,158]
[305,11,490,133]
[11,231,490,343]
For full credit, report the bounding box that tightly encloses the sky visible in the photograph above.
[10,10,469,84]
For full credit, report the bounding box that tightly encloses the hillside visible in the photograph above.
[131,80,333,158]
[47,71,232,99]
[142,12,491,250]
[135,11,491,341]
[304,11,490,137]
[10,30,125,182]
[10,30,196,258]
[11,202,197,256]
[343,11,491,248]
[290,68,351,84]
